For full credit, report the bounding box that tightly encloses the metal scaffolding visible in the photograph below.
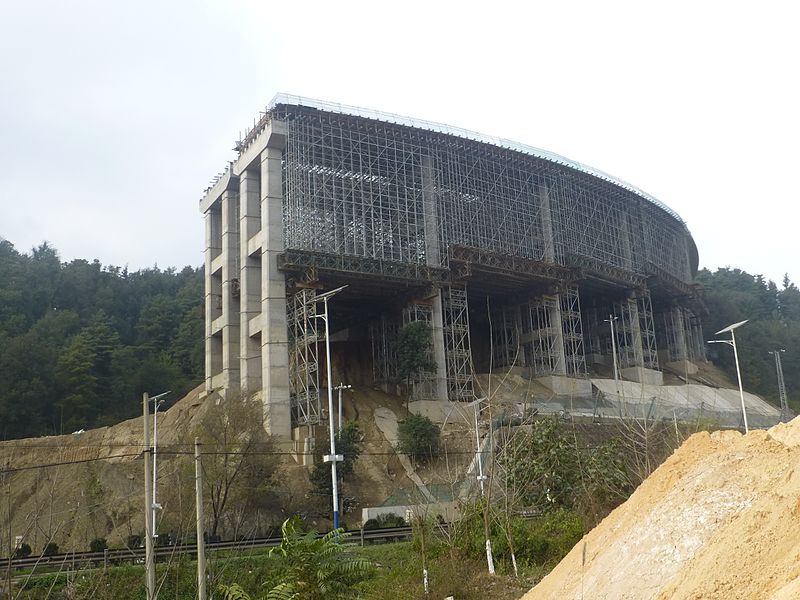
[442,286,474,401]
[561,285,588,376]
[491,305,520,370]
[276,104,696,287]
[369,315,399,385]
[637,291,659,370]
[522,294,564,377]
[287,289,321,426]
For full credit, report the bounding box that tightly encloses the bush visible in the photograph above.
[396,414,440,462]
[13,542,31,559]
[42,541,59,556]
[90,537,108,553]
[126,534,142,548]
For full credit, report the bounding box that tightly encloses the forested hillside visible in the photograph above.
[0,239,203,439]
[698,267,800,412]
[1,236,799,440]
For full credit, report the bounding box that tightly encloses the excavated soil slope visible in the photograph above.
[522,418,800,600]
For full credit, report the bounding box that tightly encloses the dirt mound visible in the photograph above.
[522,418,800,600]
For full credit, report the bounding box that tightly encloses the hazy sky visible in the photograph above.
[1,1,797,284]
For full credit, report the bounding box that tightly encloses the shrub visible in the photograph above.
[13,542,31,559]
[42,542,59,556]
[396,414,440,462]
[90,537,108,553]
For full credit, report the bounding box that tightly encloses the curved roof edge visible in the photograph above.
[266,93,686,226]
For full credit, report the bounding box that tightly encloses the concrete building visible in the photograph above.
[200,94,706,444]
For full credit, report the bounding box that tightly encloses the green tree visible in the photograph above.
[395,321,437,391]
[396,413,440,463]
[310,421,363,497]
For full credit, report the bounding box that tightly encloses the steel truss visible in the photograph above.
[442,287,474,401]
[287,289,321,426]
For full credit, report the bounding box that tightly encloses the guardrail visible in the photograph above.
[0,526,415,572]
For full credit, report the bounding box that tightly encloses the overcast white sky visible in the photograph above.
[1,0,797,284]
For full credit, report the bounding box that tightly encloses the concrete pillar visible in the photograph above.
[221,190,240,394]
[260,145,291,439]
[548,294,567,376]
[239,168,262,393]
[671,306,688,361]
[205,207,222,393]
[539,184,556,263]
[628,298,645,367]
[430,290,449,401]
[421,156,441,266]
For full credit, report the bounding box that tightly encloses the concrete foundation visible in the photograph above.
[620,366,664,386]
[666,360,699,376]
[407,400,472,425]
[536,375,593,397]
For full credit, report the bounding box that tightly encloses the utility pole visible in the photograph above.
[770,349,789,422]
[194,438,207,600]
[142,393,156,600]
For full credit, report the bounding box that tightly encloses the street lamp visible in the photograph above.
[313,285,348,529]
[150,390,171,538]
[708,320,749,433]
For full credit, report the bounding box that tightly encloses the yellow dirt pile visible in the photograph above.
[522,418,800,600]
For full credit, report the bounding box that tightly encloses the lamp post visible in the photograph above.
[150,391,170,540]
[313,285,348,529]
[708,319,749,433]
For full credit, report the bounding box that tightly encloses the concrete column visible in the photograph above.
[430,290,449,400]
[548,294,567,376]
[221,190,241,394]
[628,298,645,367]
[671,306,688,361]
[205,207,222,392]
[239,168,262,393]
[539,184,556,263]
[260,145,291,439]
[421,156,441,266]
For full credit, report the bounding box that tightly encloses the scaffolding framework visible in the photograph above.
[277,104,696,286]
[442,286,474,401]
[491,305,520,370]
[561,285,588,376]
[369,315,399,385]
[287,289,321,426]
[637,291,659,370]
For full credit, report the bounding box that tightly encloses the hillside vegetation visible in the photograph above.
[0,239,203,439]
[2,237,799,439]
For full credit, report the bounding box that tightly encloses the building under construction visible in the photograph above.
[200,94,706,441]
